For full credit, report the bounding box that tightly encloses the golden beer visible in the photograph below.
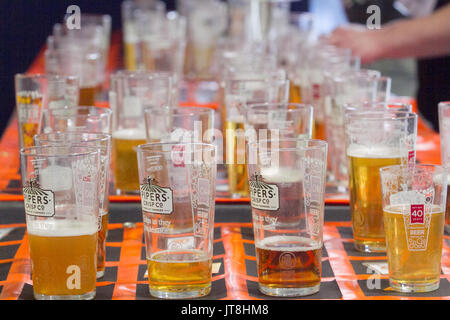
[289,81,302,104]
[97,209,108,277]
[28,220,98,299]
[383,205,444,292]
[124,42,138,70]
[147,250,212,297]
[256,236,322,296]
[348,149,402,252]
[225,120,249,197]
[112,129,147,193]
[312,119,326,141]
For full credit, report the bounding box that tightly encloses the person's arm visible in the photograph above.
[329,4,450,64]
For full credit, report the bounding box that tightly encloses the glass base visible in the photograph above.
[149,285,211,299]
[390,279,440,293]
[354,240,386,253]
[96,270,105,279]
[258,284,320,297]
[34,291,95,300]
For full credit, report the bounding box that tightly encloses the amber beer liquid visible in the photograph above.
[250,167,322,296]
[112,129,147,193]
[383,204,445,292]
[27,219,98,299]
[147,250,212,296]
[348,148,402,252]
[225,120,249,197]
[79,86,99,106]
[97,209,108,277]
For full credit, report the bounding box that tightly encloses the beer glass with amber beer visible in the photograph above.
[20,145,101,300]
[137,142,216,299]
[380,164,446,292]
[438,101,450,234]
[110,71,172,194]
[34,133,111,279]
[247,138,328,297]
[224,70,289,198]
[14,74,79,149]
[345,111,418,252]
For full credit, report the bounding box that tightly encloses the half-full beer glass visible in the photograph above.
[247,139,327,297]
[380,164,446,292]
[110,71,172,194]
[137,142,217,299]
[20,145,101,300]
[345,111,418,252]
[438,102,450,233]
[34,133,112,279]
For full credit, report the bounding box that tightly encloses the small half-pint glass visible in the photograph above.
[247,138,328,297]
[137,142,217,299]
[380,164,446,293]
[20,145,101,300]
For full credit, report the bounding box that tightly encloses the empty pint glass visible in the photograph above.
[380,164,446,292]
[144,106,215,144]
[245,103,313,143]
[345,111,418,252]
[247,139,328,297]
[137,142,217,299]
[438,102,450,233]
[110,71,172,194]
[15,74,79,148]
[34,133,111,279]
[20,145,101,300]
[41,105,112,134]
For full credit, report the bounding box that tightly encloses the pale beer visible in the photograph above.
[225,120,249,197]
[383,204,445,292]
[112,128,147,193]
[348,147,402,252]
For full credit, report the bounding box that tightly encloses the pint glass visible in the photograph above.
[224,71,289,198]
[14,74,79,149]
[380,164,446,292]
[137,142,216,299]
[345,111,418,252]
[247,139,328,297]
[110,71,172,194]
[34,133,111,279]
[438,102,450,233]
[144,106,215,144]
[40,106,112,134]
[20,145,101,300]
[245,103,313,143]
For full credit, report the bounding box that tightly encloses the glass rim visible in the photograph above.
[20,145,100,158]
[34,132,112,144]
[110,70,175,81]
[245,102,313,111]
[137,142,216,154]
[43,105,113,115]
[14,73,78,82]
[379,163,445,174]
[345,110,417,121]
[332,68,381,81]
[143,105,214,116]
[438,101,450,109]
[248,138,327,151]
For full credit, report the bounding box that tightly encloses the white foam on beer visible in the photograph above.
[256,235,322,251]
[383,204,443,215]
[112,128,146,140]
[346,145,403,159]
[27,218,98,237]
[260,167,303,184]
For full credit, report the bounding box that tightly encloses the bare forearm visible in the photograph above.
[374,4,450,60]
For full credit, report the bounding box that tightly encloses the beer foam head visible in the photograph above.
[27,218,98,237]
[112,128,146,140]
[260,167,303,183]
[346,145,403,159]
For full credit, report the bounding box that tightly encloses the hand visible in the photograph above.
[328,26,385,64]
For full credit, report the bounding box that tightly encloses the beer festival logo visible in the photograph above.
[249,173,280,211]
[23,178,55,217]
[140,176,173,215]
